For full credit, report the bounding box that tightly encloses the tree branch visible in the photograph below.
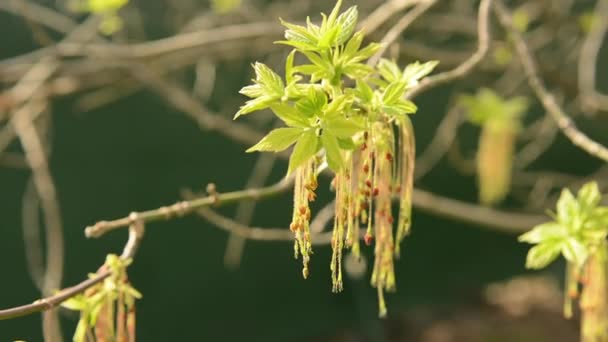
[494,0,608,162]
[405,0,492,99]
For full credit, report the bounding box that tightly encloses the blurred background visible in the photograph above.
[0,0,607,341]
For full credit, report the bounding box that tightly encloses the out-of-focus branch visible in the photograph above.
[415,106,464,180]
[405,0,492,99]
[188,206,335,245]
[494,0,608,162]
[577,0,608,112]
[224,152,277,268]
[368,0,438,66]
[358,0,421,35]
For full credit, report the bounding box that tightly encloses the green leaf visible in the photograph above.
[401,60,439,86]
[61,295,87,311]
[246,127,304,153]
[351,42,383,62]
[557,189,578,225]
[285,49,297,85]
[334,6,358,45]
[518,222,567,244]
[525,241,562,269]
[288,130,319,174]
[337,137,356,150]
[355,80,374,102]
[318,25,340,49]
[236,96,276,117]
[280,19,318,47]
[324,94,352,118]
[295,88,327,117]
[239,84,264,98]
[382,81,407,105]
[383,99,417,116]
[325,116,365,138]
[342,63,374,79]
[577,181,601,210]
[324,0,342,31]
[561,238,588,268]
[235,95,277,118]
[270,103,312,127]
[321,132,344,171]
[276,39,317,51]
[378,59,402,83]
[253,62,284,96]
[343,31,364,58]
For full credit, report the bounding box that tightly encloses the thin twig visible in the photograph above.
[368,0,438,66]
[405,0,493,99]
[577,0,608,112]
[224,152,277,268]
[358,0,421,35]
[85,176,294,238]
[494,0,608,162]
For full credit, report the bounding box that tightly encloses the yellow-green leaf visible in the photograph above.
[246,127,304,153]
[288,130,319,174]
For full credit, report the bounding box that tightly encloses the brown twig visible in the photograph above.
[494,0,608,162]
[577,0,608,112]
[405,0,493,99]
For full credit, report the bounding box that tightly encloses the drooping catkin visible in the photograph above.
[477,118,516,205]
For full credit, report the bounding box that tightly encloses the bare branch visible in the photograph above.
[577,0,608,112]
[405,0,493,99]
[494,0,608,162]
[368,0,438,66]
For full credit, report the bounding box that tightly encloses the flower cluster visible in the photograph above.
[235,0,437,316]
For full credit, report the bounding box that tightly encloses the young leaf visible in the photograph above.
[239,84,264,98]
[285,49,297,85]
[246,127,304,152]
[525,241,562,269]
[377,59,402,83]
[288,130,319,174]
[321,132,344,171]
[235,95,277,118]
[325,116,364,138]
[334,6,358,45]
[561,238,588,268]
[518,222,567,244]
[295,88,327,117]
[337,137,357,150]
[253,62,284,96]
[343,31,364,58]
[401,60,439,87]
[270,103,312,127]
[577,181,601,210]
[355,79,374,102]
[280,19,318,47]
[556,189,578,225]
[382,81,407,105]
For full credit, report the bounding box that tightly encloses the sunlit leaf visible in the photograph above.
[321,132,344,171]
[246,127,304,153]
[288,130,319,174]
[525,241,562,269]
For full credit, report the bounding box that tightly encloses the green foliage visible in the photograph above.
[70,0,129,34]
[235,0,437,317]
[459,88,528,127]
[61,255,141,342]
[459,89,528,205]
[236,0,436,174]
[519,182,608,270]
